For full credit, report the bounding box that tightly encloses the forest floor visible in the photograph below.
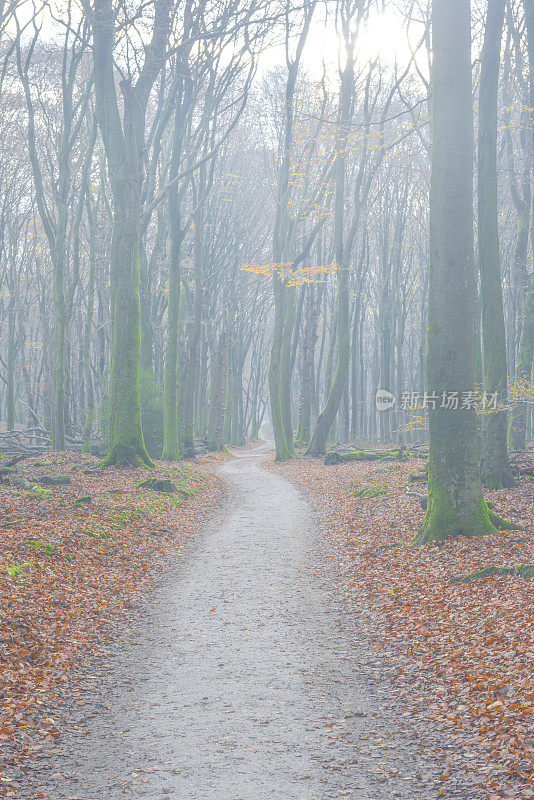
[272,450,534,800]
[0,449,226,796]
[0,441,531,799]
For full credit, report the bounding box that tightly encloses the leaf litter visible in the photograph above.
[0,451,225,795]
[272,454,534,800]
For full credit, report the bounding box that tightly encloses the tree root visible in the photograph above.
[98,443,155,469]
[488,511,523,531]
[409,468,428,483]
[450,564,534,584]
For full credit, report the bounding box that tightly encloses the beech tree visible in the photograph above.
[418,0,509,543]
[16,7,91,450]
[87,0,172,466]
[306,0,358,456]
[268,0,318,461]
[509,0,534,451]
[478,0,515,488]
[0,0,531,492]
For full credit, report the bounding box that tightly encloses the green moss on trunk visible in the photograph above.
[416,489,497,545]
[98,191,154,470]
[419,3,496,544]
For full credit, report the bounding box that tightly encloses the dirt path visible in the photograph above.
[23,442,466,800]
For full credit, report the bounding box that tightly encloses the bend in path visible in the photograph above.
[23,440,480,800]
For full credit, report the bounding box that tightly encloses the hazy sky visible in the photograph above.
[263,3,423,85]
[9,0,421,86]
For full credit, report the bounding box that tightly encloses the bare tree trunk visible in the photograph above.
[509,0,534,450]
[207,331,228,451]
[295,286,318,445]
[82,194,96,453]
[182,196,204,457]
[307,39,353,455]
[478,0,515,487]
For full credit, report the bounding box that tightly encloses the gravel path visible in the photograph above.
[24,441,456,800]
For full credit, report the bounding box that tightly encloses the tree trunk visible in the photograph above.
[350,294,361,438]
[478,0,515,487]
[509,0,534,450]
[307,52,353,455]
[509,272,534,448]
[181,201,204,457]
[91,0,170,467]
[267,5,316,460]
[162,224,184,460]
[207,331,228,451]
[51,231,66,451]
[82,195,96,453]
[279,285,296,452]
[269,274,291,459]
[296,286,318,445]
[417,0,498,544]
[162,72,193,461]
[101,169,152,466]
[268,57,297,461]
[6,281,15,432]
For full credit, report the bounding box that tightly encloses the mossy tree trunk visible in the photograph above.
[162,67,193,461]
[92,0,171,467]
[417,0,497,544]
[100,169,153,467]
[478,0,515,488]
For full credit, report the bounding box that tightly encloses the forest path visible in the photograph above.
[26,440,456,800]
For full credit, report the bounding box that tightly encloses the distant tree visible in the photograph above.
[478,0,515,487]
[509,0,534,451]
[16,9,91,449]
